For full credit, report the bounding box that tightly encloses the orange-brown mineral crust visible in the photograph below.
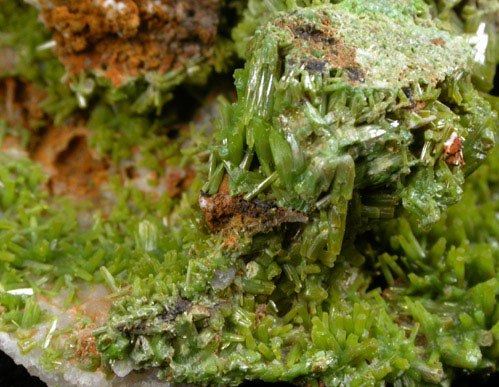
[31,126,109,197]
[39,0,220,85]
[199,179,308,245]
[0,77,46,131]
[443,132,465,167]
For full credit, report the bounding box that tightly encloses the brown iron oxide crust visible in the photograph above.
[199,179,308,242]
[443,133,465,167]
[0,77,46,131]
[0,77,109,198]
[31,126,109,197]
[39,0,220,85]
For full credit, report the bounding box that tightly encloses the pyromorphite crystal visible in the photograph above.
[0,0,498,386]
[205,0,496,261]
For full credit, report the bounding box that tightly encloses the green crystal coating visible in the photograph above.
[0,0,498,386]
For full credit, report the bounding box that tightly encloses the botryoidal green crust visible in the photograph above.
[207,0,496,262]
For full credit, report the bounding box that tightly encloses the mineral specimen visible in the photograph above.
[0,0,498,386]
[206,0,496,260]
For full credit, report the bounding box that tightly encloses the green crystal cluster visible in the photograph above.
[0,122,497,385]
[0,0,498,386]
[209,0,496,257]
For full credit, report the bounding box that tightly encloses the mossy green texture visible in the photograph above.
[0,1,64,83]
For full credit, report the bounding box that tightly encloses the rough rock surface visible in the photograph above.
[34,0,220,85]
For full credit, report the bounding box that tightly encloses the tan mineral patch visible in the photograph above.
[0,77,47,131]
[31,126,109,197]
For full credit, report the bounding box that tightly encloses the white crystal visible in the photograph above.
[211,266,236,290]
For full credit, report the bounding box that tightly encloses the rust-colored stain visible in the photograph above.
[274,15,362,82]
[0,135,25,153]
[31,126,109,197]
[0,78,46,132]
[39,0,220,85]
[199,178,308,247]
[69,295,112,360]
[431,38,445,46]
[74,328,100,358]
[165,165,197,198]
[442,133,465,167]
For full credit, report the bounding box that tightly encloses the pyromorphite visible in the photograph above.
[0,0,498,386]
[204,0,496,261]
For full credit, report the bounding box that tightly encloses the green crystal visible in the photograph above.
[0,0,497,386]
[208,0,496,261]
